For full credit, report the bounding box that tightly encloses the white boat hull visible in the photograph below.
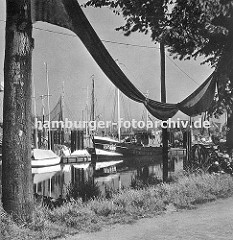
[32,149,61,167]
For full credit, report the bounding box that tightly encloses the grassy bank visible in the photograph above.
[2,173,233,240]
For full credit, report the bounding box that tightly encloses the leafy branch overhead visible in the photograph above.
[84,0,233,117]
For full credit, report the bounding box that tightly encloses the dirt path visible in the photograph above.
[61,197,233,240]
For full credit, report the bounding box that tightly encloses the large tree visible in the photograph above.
[84,0,233,149]
[2,0,33,222]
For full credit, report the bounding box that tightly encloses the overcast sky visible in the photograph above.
[0,0,213,122]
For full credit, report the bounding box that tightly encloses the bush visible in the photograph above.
[131,174,162,190]
[66,181,101,202]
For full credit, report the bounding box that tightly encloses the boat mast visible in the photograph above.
[90,75,97,162]
[91,75,95,121]
[45,62,51,150]
[61,81,65,122]
[59,81,65,145]
[40,94,45,141]
[32,76,38,148]
[85,85,89,142]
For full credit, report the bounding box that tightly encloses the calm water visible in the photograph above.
[32,148,186,199]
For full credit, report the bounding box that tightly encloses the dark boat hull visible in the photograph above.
[93,136,162,157]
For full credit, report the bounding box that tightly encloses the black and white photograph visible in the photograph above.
[1,0,233,239]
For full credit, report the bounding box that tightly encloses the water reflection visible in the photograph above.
[32,149,186,199]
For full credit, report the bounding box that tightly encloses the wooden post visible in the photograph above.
[160,42,169,182]
[182,131,188,170]
[91,75,95,121]
[2,0,33,221]
[61,130,64,144]
[77,130,80,149]
[71,130,76,153]
[81,130,84,149]
[188,117,192,167]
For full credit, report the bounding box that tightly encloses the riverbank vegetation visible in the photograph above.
[1,173,233,240]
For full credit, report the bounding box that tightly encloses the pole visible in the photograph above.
[160,42,169,182]
[85,86,89,146]
[49,177,52,197]
[33,76,38,148]
[61,81,65,122]
[40,94,46,144]
[188,116,192,164]
[59,81,65,144]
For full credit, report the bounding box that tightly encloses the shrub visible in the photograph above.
[66,181,101,202]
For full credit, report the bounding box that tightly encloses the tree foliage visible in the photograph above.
[84,0,233,117]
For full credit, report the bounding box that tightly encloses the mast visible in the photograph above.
[58,81,65,145]
[85,85,89,143]
[61,81,65,122]
[90,75,97,171]
[117,88,121,141]
[33,76,38,148]
[45,62,51,150]
[90,75,96,148]
[40,94,45,140]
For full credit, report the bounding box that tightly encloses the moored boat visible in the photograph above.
[93,135,162,157]
[93,136,126,153]
[32,149,61,167]
[120,142,162,156]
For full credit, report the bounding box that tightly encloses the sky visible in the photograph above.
[0,0,213,123]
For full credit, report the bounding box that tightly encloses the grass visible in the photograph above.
[1,173,233,239]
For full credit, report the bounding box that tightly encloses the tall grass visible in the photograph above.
[1,173,233,239]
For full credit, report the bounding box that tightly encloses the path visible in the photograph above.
[61,197,233,240]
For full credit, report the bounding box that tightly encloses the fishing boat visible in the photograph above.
[94,136,119,151]
[94,133,162,157]
[83,78,124,159]
[93,135,126,154]
[88,146,123,161]
[91,84,162,157]
[120,143,162,156]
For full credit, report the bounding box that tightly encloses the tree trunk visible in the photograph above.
[2,0,33,222]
